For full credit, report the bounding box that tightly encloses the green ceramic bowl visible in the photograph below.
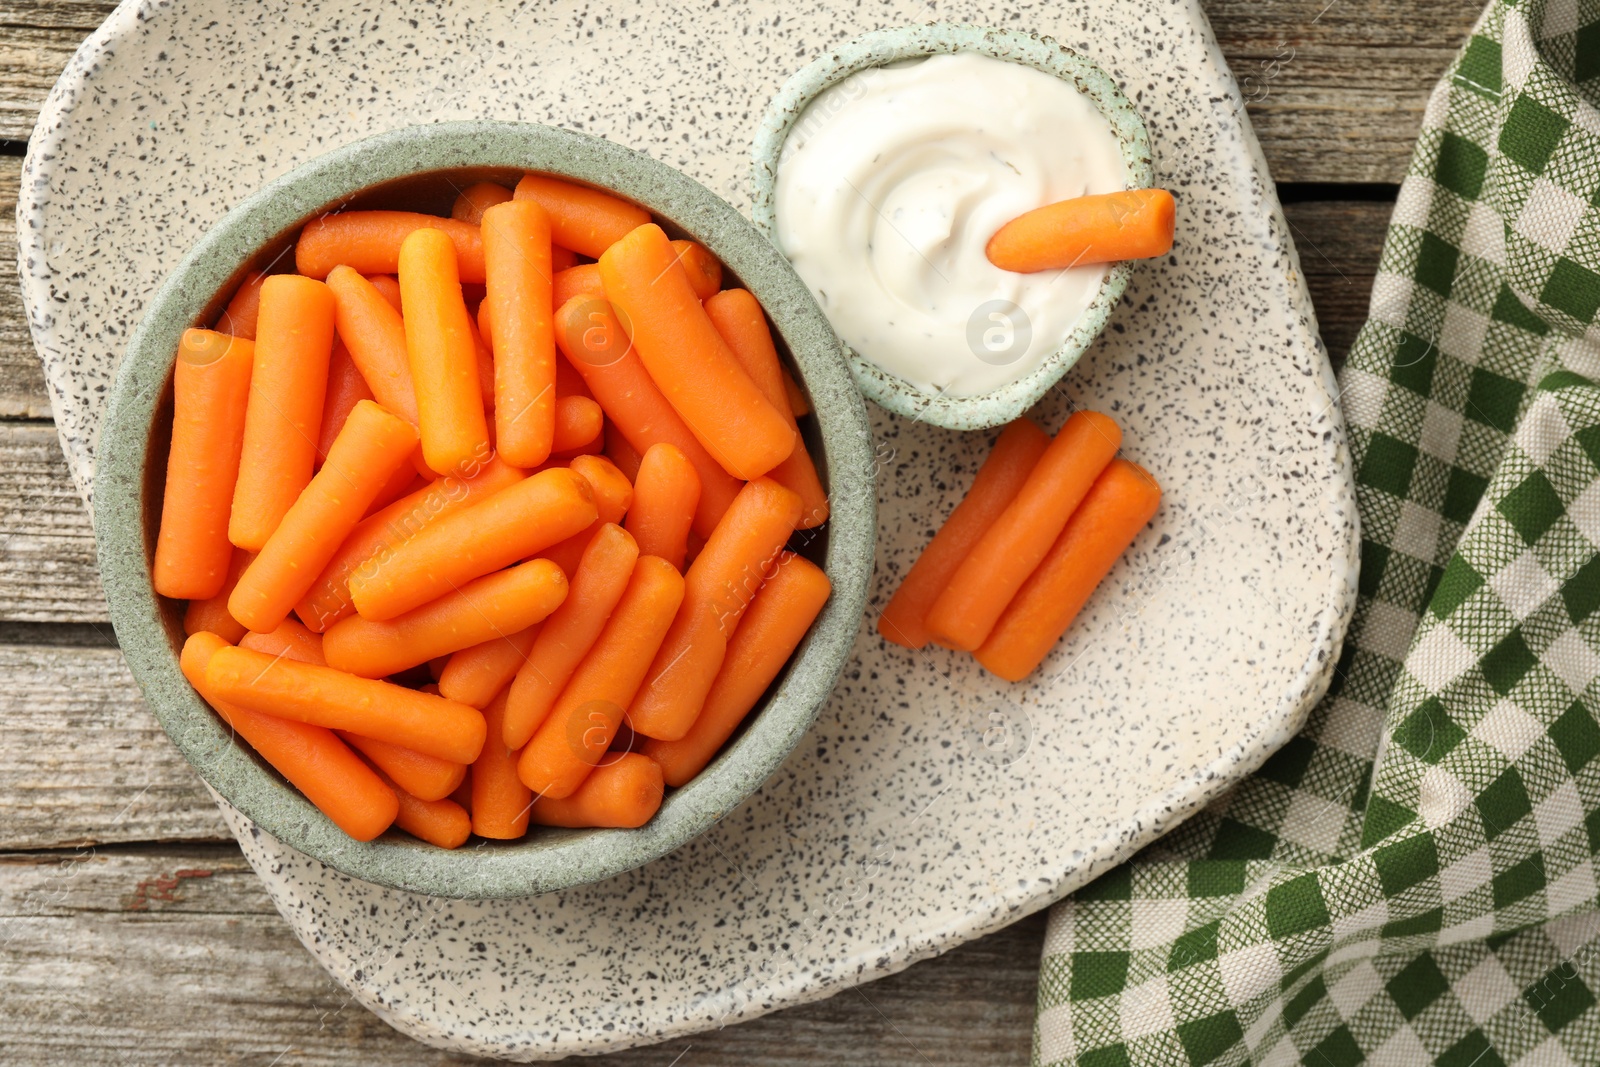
[95,121,875,900]
[751,23,1154,431]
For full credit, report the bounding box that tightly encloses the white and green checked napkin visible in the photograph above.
[1033,0,1600,1063]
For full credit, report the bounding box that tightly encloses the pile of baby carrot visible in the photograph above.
[153,173,833,848]
[878,411,1161,680]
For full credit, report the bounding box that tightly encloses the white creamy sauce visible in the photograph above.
[774,53,1126,396]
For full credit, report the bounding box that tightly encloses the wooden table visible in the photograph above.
[0,1,1478,1061]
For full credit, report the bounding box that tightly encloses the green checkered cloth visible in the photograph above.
[1032,0,1600,1063]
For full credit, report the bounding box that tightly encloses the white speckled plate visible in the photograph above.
[21,0,1358,1059]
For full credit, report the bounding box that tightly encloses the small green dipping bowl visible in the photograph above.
[751,23,1155,432]
[95,121,875,900]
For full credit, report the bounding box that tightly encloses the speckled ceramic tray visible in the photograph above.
[21,0,1358,1059]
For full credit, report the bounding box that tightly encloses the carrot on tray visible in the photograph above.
[513,173,651,260]
[315,340,374,464]
[184,547,255,644]
[605,421,643,483]
[452,181,513,225]
[324,559,567,678]
[986,189,1176,273]
[239,619,469,802]
[925,411,1122,651]
[215,270,267,340]
[346,466,596,621]
[481,199,558,468]
[599,224,795,480]
[438,625,539,709]
[202,643,487,764]
[154,329,255,600]
[975,459,1162,681]
[295,456,524,632]
[781,366,810,418]
[366,274,404,313]
[229,274,337,551]
[626,443,700,571]
[878,418,1050,650]
[553,293,742,537]
[629,477,801,742]
[399,226,492,476]
[645,552,830,786]
[516,555,684,798]
[530,752,664,829]
[704,288,828,528]
[181,632,399,841]
[326,265,419,425]
[472,688,532,839]
[296,210,487,283]
[504,523,639,748]
[229,400,419,634]
[671,240,722,301]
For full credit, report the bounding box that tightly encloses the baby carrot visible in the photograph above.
[540,455,633,577]
[472,688,532,839]
[671,240,722,301]
[400,227,491,475]
[704,288,828,528]
[629,477,801,741]
[470,314,496,414]
[297,210,486,283]
[232,619,462,801]
[987,189,1176,273]
[229,275,336,551]
[366,274,403,313]
[552,246,579,272]
[326,265,419,425]
[513,173,650,259]
[181,632,398,841]
[215,270,266,340]
[324,559,567,678]
[386,775,472,848]
[976,460,1162,681]
[926,411,1122,651]
[439,626,538,709]
[154,329,255,600]
[781,367,811,418]
[645,552,830,786]
[184,547,254,643]
[452,181,513,225]
[295,456,523,632]
[230,400,419,634]
[529,752,664,829]
[554,294,742,536]
[505,523,639,748]
[599,224,795,480]
[878,419,1050,649]
[315,340,374,464]
[482,199,557,468]
[552,395,604,454]
[553,263,603,310]
[605,423,643,483]
[203,643,487,763]
[626,444,700,570]
[348,466,596,620]
[517,556,684,798]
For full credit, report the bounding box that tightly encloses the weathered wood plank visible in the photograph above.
[1,842,1044,1065]
[0,0,1478,181]
[0,157,47,417]
[0,421,106,622]
[1212,0,1480,183]
[0,644,224,849]
[1286,198,1389,367]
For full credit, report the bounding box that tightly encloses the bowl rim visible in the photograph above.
[94,119,876,900]
[749,22,1155,431]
